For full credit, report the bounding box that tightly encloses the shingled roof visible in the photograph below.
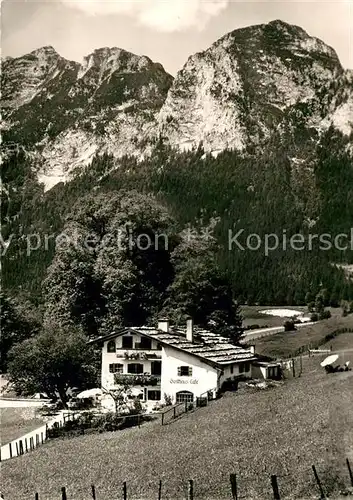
[89,325,257,367]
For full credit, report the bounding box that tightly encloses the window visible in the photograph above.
[122,336,133,349]
[147,390,161,401]
[138,337,152,350]
[239,362,250,374]
[127,363,144,374]
[151,361,162,376]
[107,340,116,353]
[177,366,192,377]
[176,391,194,403]
[109,363,123,374]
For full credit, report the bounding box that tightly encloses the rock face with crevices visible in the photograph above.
[2,46,173,189]
[1,20,352,190]
[158,20,351,154]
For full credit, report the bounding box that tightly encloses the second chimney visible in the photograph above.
[186,317,194,342]
[158,318,169,332]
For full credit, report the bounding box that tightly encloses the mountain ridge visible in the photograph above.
[1,19,352,191]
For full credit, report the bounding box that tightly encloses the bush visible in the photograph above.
[310,313,319,322]
[164,393,172,406]
[47,403,153,439]
[284,320,296,332]
[319,310,331,320]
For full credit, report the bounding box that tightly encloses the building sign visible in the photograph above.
[169,378,199,384]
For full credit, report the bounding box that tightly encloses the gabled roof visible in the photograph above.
[89,326,257,369]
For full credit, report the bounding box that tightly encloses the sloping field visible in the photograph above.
[0,407,45,446]
[254,314,353,358]
[2,351,353,500]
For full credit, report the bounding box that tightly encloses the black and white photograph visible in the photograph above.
[1,0,353,498]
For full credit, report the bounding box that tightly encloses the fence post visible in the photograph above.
[25,438,28,453]
[41,432,44,444]
[173,406,176,419]
[91,484,96,500]
[19,440,24,455]
[45,423,48,440]
[9,442,12,458]
[291,359,295,378]
[61,487,67,500]
[347,458,353,487]
[138,414,140,429]
[271,475,280,500]
[36,434,39,446]
[158,480,162,500]
[35,493,39,500]
[123,481,127,500]
[230,474,238,500]
[161,413,164,426]
[185,401,188,413]
[312,465,325,499]
[188,480,194,500]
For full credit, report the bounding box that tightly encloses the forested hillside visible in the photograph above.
[2,125,353,309]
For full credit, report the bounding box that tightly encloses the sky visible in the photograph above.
[1,0,352,75]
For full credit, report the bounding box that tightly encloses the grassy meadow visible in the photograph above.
[241,305,308,328]
[0,407,45,446]
[254,314,353,359]
[2,343,353,500]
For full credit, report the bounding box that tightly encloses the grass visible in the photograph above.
[241,305,308,328]
[0,407,46,446]
[241,305,344,329]
[254,314,353,358]
[321,332,353,353]
[2,351,353,500]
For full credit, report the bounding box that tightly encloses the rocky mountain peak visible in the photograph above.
[2,20,352,192]
[158,20,347,153]
[1,45,75,112]
[77,47,155,81]
[29,45,59,57]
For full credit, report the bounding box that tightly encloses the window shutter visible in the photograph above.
[188,367,192,376]
[177,367,181,376]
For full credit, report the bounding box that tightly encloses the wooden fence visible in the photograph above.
[1,459,352,499]
[161,388,218,425]
[0,411,83,462]
[288,327,353,359]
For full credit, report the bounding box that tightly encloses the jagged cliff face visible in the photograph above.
[1,20,352,190]
[158,20,350,153]
[2,46,173,189]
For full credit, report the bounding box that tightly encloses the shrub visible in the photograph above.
[164,393,172,406]
[310,313,319,322]
[284,320,296,332]
[319,310,331,320]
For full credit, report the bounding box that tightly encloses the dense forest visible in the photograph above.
[2,125,353,310]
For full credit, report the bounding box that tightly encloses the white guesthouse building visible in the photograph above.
[90,318,279,410]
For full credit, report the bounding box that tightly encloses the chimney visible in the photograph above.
[186,317,194,343]
[249,345,255,354]
[158,318,169,332]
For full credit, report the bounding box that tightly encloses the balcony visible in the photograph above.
[116,351,162,360]
[114,373,161,387]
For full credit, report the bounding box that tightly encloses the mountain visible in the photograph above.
[2,46,173,190]
[1,20,352,191]
[158,20,352,153]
